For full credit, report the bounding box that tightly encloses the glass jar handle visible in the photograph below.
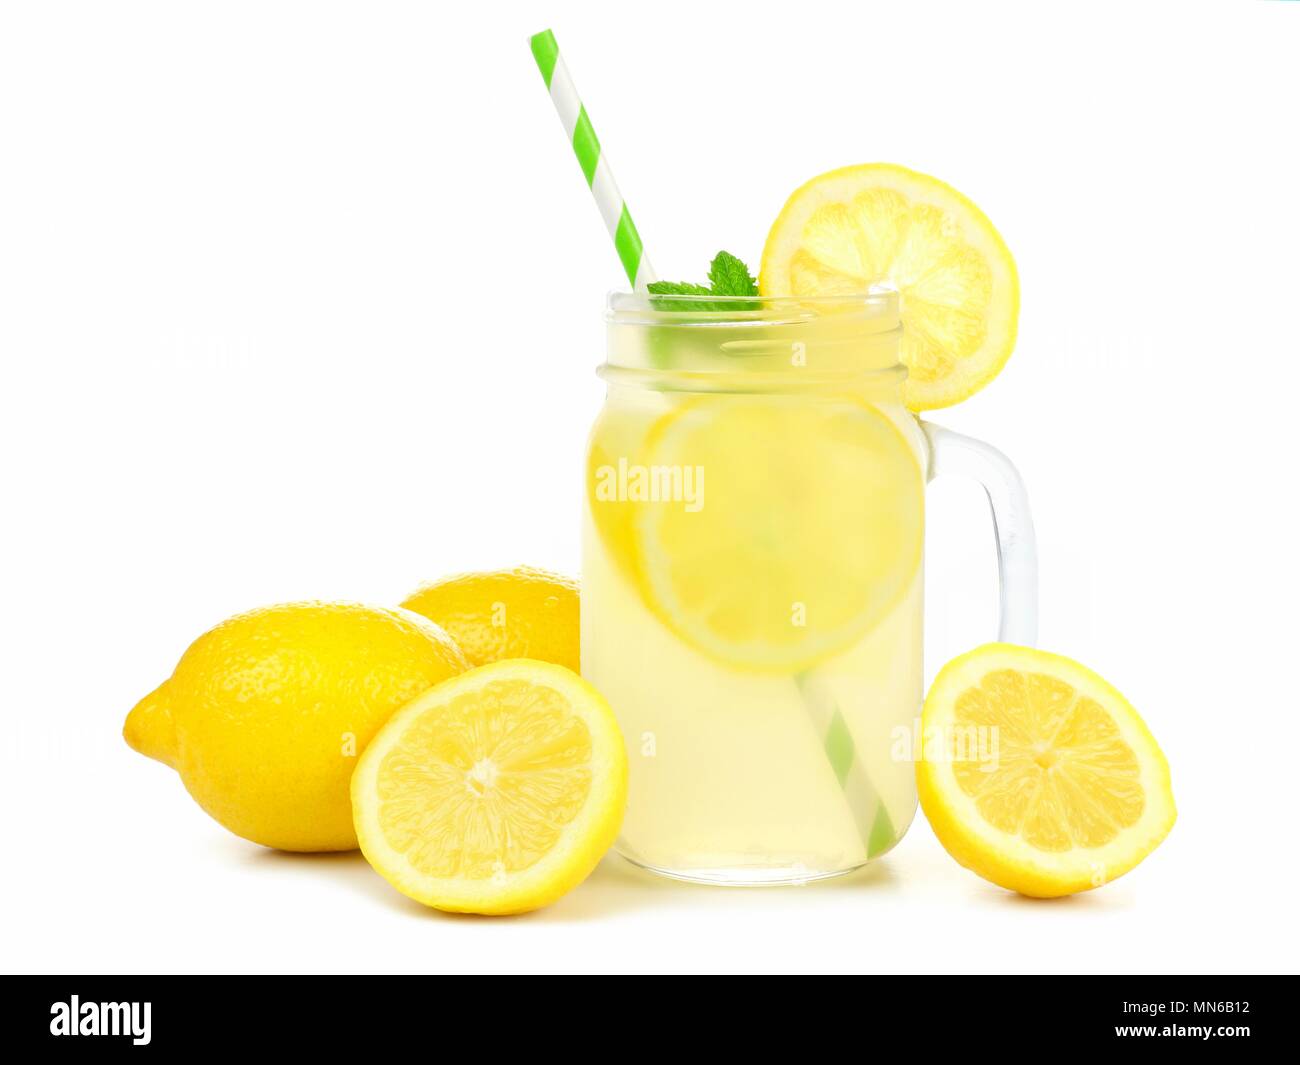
[921,421,1038,646]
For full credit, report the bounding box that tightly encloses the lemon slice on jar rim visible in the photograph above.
[760,163,1019,411]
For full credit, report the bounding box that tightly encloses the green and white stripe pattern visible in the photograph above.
[530,29,655,290]
[797,671,897,860]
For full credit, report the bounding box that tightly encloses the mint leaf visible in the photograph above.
[646,251,759,311]
[646,281,712,297]
[646,280,712,312]
[707,251,758,297]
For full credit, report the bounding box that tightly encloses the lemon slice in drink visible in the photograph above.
[917,644,1176,897]
[760,163,1019,410]
[633,397,923,673]
[351,660,627,914]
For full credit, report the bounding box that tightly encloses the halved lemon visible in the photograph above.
[634,396,924,673]
[351,659,627,914]
[917,644,1176,897]
[760,163,1019,410]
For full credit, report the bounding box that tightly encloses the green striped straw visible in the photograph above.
[796,672,897,860]
[529,29,655,290]
[528,28,889,865]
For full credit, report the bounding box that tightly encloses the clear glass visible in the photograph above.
[582,292,1036,885]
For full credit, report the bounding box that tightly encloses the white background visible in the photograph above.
[2,0,1297,975]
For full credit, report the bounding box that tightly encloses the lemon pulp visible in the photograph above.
[375,678,593,878]
[950,670,1144,851]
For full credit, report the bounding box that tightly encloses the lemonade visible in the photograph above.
[582,292,927,883]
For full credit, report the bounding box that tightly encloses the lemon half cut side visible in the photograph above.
[760,163,1019,410]
[917,643,1176,897]
[351,659,628,915]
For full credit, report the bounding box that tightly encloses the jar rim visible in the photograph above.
[606,288,900,328]
[602,287,905,391]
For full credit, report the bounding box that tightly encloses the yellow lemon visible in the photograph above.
[401,566,579,672]
[586,405,658,591]
[124,602,468,851]
[760,163,1019,410]
[351,659,628,914]
[632,396,924,672]
[917,643,1176,897]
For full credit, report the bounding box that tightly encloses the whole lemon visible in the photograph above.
[124,602,468,851]
[400,566,579,671]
